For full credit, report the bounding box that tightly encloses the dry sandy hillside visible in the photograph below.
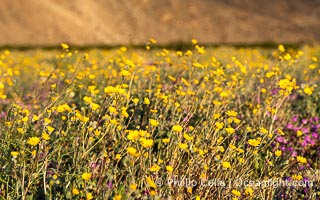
[0,0,319,46]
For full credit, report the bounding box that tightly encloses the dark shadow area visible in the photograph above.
[0,42,315,51]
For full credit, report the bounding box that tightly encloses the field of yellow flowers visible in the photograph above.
[0,41,319,199]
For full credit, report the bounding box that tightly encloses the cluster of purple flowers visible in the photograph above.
[276,116,320,166]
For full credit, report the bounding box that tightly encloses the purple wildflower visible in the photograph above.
[276,136,284,143]
[286,123,294,129]
[292,116,298,122]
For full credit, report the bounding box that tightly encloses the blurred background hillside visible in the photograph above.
[0,0,319,46]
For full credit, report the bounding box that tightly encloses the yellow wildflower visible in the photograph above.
[82,172,92,181]
[259,127,268,134]
[121,109,129,118]
[215,122,224,130]
[143,97,150,104]
[297,156,307,164]
[115,154,122,160]
[46,126,55,134]
[149,164,161,172]
[120,69,131,77]
[278,129,285,136]
[127,147,139,157]
[132,98,139,104]
[104,86,116,94]
[42,132,50,141]
[139,138,154,148]
[149,119,159,127]
[303,86,313,95]
[297,130,303,137]
[86,192,94,200]
[162,138,170,143]
[146,176,157,189]
[130,184,137,191]
[183,133,194,141]
[275,150,282,157]
[226,110,237,117]
[225,127,235,134]
[248,139,260,147]
[27,137,40,146]
[44,118,52,125]
[127,130,139,141]
[232,189,241,197]
[233,118,241,124]
[166,165,173,172]
[149,190,156,196]
[11,151,19,157]
[172,125,183,132]
[109,106,117,114]
[21,116,28,122]
[187,187,193,194]
[72,188,80,195]
[61,43,69,49]
[222,161,231,169]
[91,103,100,111]
[178,142,188,150]
[32,115,39,122]
[278,44,285,52]
[245,187,254,196]
[278,78,298,95]
[17,128,25,134]
[292,174,303,180]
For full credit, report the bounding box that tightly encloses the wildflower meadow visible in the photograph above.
[0,41,319,199]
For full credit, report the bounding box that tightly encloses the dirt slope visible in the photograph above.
[0,0,319,45]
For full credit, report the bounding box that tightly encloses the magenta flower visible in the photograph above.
[286,123,294,129]
[276,136,284,143]
[311,132,318,138]
[302,128,309,133]
[291,151,297,157]
[292,116,298,122]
